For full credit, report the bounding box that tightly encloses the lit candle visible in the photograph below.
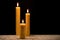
[25,9,30,36]
[20,19,26,39]
[16,2,21,36]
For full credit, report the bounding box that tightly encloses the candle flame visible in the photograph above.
[27,9,29,13]
[17,2,19,7]
[22,19,24,23]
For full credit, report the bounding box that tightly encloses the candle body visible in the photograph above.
[20,23,26,39]
[25,13,30,36]
[16,7,20,36]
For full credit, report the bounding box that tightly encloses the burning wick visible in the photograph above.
[22,19,24,23]
[27,9,29,13]
[17,2,19,7]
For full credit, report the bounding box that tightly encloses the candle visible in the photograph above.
[25,9,30,36]
[20,19,26,39]
[16,2,21,36]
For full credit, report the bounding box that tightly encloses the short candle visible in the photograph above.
[20,19,26,39]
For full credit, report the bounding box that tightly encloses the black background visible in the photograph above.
[0,0,60,35]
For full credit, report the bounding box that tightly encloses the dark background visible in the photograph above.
[0,0,60,35]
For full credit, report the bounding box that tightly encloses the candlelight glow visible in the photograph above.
[22,19,24,23]
[17,2,19,7]
[27,9,29,13]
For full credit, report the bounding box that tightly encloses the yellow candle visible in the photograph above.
[25,9,30,36]
[16,2,21,36]
[20,20,26,39]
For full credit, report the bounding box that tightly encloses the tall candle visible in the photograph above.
[20,19,26,39]
[25,9,30,36]
[16,2,21,36]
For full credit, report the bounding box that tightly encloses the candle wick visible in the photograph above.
[17,2,19,7]
[27,9,29,13]
[22,19,24,23]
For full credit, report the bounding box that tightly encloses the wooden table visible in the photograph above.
[0,35,60,40]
